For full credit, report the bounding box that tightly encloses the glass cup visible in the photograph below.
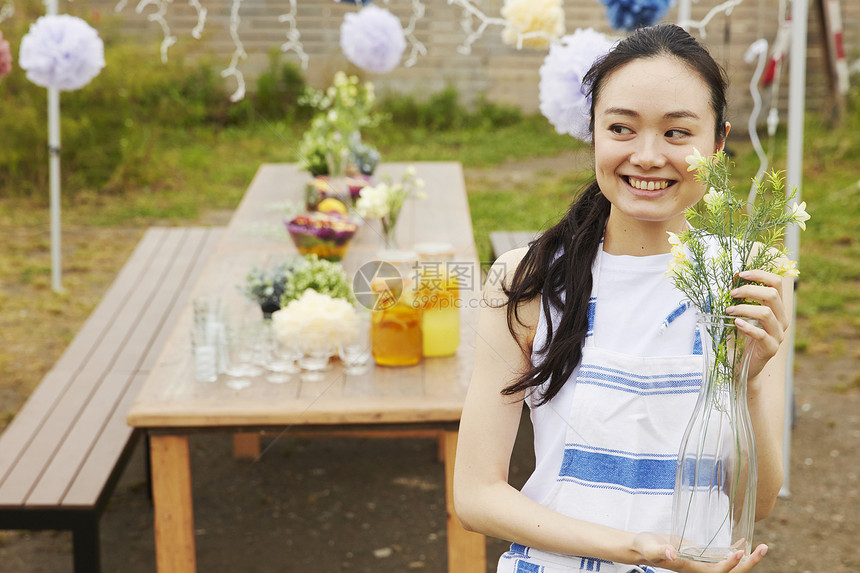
[338,309,371,375]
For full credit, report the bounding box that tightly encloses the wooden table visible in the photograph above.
[127,162,486,572]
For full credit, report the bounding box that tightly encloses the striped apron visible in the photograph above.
[498,252,703,573]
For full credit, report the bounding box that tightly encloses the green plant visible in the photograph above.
[254,50,311,122]
[238,258,302,307]
[280,255,354,306]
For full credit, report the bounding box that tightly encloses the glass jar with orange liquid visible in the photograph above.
[414,242,460,358]
[370,250,423,366]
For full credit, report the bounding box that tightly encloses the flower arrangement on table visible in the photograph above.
[238,258,302,318]
[354,166,426,250]
[298,71,383,183]
[271,289,359,358]
[667,148,809,562]
[280,254,354,307]
[239,254,353,317]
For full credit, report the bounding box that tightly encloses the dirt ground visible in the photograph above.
[1,155,858,571]
[0,350,858,572]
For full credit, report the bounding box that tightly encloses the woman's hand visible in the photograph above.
[725,268,791,381]
[632,533,769,572]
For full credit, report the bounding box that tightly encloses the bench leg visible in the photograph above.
[442,430,486,572]
[150,434,197,572]
[72,513,101,573]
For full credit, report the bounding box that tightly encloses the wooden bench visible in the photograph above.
[489,230,539,260]
[0,226,223,573]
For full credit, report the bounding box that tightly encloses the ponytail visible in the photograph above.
[501,180,610,405]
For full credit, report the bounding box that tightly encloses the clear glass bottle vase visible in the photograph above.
[671,313,758,562]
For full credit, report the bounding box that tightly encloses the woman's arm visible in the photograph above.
[727,268,793,518]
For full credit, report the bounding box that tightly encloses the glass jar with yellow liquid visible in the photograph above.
[414,242,460,358]
[370,250,423,367]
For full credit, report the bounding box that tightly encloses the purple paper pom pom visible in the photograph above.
[601,0,672,32]
[538,28,615,143]
[19,15,105,91]
[340,5,406,74]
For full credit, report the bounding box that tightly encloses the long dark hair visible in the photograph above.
[501,24,728,405]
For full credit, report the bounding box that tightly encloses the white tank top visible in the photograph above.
[521,249,698,508]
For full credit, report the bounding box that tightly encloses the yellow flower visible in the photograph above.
[500,0,565,50]
[774,258,800,277]
[789,201,810,231]
[685,148,708,172]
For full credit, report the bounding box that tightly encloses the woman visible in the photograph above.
[453,24,791,573]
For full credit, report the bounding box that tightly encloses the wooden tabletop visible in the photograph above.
[127,162,481,429]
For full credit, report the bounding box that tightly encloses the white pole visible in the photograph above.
[780,0,808,499]
[49,87,62,292]
[46,0,63,293]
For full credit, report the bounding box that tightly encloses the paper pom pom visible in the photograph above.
[0,31,12,82]
[500,0,565,50]
[340,5,406,74]
[19,15,105,91]
[538,28,615,142]
[600,0,671,32]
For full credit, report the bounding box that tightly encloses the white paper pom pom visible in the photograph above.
[19,15,105,91]
[340,5,406,74]
[538,28,615,143]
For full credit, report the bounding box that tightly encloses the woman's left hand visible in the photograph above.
[725,268,791,381]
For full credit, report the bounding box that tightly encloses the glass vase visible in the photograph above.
[671,313,758,562]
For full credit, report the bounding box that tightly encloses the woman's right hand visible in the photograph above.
[632,533,768,572]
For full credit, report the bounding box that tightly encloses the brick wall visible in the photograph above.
[90,0,858,129]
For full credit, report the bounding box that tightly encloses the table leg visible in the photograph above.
[442,430,486,572]
[150,434,197,572]
[232,432,261,459]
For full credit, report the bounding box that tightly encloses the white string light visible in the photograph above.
[679,0,745,38]
[221,0,246,102]
[136,0,177,63]
[188,0,206,39]
[278,0,309,69]
[402,0,427,67]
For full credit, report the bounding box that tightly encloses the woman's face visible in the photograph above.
[593,55,722,228]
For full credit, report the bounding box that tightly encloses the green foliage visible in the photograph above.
[378,87,523,132]
[253,50,312,122]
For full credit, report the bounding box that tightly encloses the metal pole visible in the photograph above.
[677,0,692,30]
[780,0,808,499]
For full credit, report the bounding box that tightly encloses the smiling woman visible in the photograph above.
[453,23,790,573]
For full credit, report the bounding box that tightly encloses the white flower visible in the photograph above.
[789,201,810,230]
[19,15,105,91]
[685,148,708,172]
[702,187,724,212]
[665,231,688,277]
[538,28,615,143]
[501,0,565,50]
[355,183,392,219]
[271,290,358,351]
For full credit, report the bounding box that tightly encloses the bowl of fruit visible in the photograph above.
[286,205,360,262]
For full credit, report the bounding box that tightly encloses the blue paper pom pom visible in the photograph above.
[600,0,672,31]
